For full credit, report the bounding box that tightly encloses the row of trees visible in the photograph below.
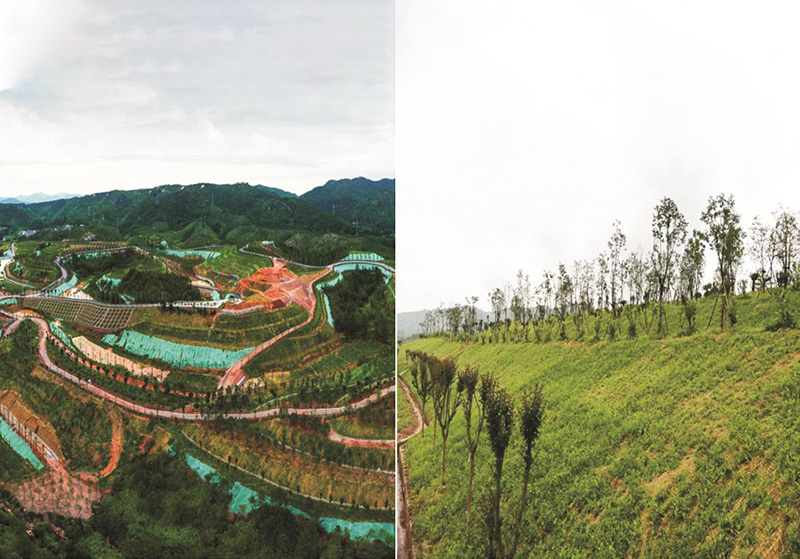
[423,194,800,338]
[407,350,545,558]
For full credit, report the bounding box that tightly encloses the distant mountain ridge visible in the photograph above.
[301,177,394,234]
[398,307,492,340]
[0,179,394,250]
[0,192,77,204]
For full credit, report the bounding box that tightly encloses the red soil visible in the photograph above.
[231,260,326,313]
[99,410,123,478]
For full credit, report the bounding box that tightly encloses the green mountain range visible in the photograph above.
[0,179,394,256]
[301,177,395,234]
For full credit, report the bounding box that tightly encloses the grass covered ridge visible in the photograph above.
[401,291,800,559]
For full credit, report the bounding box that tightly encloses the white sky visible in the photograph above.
[397,0,800,312]
[0,0,394,196]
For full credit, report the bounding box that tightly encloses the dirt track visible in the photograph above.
[21,313,394,422]
[397,376,426,559]
[328,423,395,449]
[100,410,123,478]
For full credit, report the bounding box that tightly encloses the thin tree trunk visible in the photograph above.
[441,435,447,486]
[493,456,505,559]
[706,295,719,330]
[466,447,477,532]
[508,459,532,559]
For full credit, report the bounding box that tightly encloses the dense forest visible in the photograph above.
[301,178,395,236]
[66,250,145,278]
[0,453,393,559]
[327,269,394,345]
[114,270,201,305]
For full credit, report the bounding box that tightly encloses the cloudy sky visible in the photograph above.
[0,0,393,196]
[397,0,800,312]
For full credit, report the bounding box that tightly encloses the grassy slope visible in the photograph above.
[400,291,800,559]
[397,380,414,434]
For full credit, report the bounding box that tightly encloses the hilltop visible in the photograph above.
[301,177,395,235]
[0,178,395,263]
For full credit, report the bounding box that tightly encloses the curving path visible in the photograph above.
[328,423,395,449]
[217,256,396,390]
[397,375,426,559]
[21,314,394,422]
[217,263,329,389]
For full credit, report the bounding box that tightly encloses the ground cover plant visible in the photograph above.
[129,304,307,349]
[330,394,394,441]
[401,292,800,557]
[0,323,112,473]
[1,180,395,556]
[180,421,393,510]
[242,416,395,472]
[94,450,392,559]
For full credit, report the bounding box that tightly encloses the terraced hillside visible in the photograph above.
[0,181,396,554]
[400,290,800,559]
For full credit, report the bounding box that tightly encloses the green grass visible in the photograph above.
[0,323,113,473]
[397,381,414,434]
[129,305,308,350]
[401,290,800,559]
[331,394,395,441]
[167,425,393,523]
[196,245,270,280]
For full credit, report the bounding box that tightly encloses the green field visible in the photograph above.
[129,305,308,350]
[195,245,270,281]
[401,290,800,559]
[397,381,414,434]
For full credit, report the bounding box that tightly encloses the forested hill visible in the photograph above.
[301,177,395,235]
[0,179,395,250]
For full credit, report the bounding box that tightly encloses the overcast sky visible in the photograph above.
[0,0,393,196]
[397,1,800,312]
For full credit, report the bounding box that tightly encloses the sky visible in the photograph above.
[0,0,394,196]
[397,0,800,312]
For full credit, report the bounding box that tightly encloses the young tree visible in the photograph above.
[555,264,573,339]
[446,304,463,337]
[486,387,514,559]
[748,215,775,292]
[625,250,649,306]
[511,270,531,325]
[608,220,627,316]
[420,310,436,337]
[651,198,688,335]
[773,208,798,288]
[510,383,545,559]
[459,366,496,532]
[430,355,461,486]
[679,230,706,300]
[463,296,479,335]
[407,350,432,435]
[489,288,506,325]
[595,253,609,312]
[701,194,745,329]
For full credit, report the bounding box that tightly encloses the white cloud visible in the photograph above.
[0,0,393,195]
[397,0,800,311]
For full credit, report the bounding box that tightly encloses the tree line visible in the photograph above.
[407,350,545,558]
[421,194,800,339]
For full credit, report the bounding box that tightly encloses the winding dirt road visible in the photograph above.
[397,375,426,559]
[328,423,395,449]
[21,314,394,422]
